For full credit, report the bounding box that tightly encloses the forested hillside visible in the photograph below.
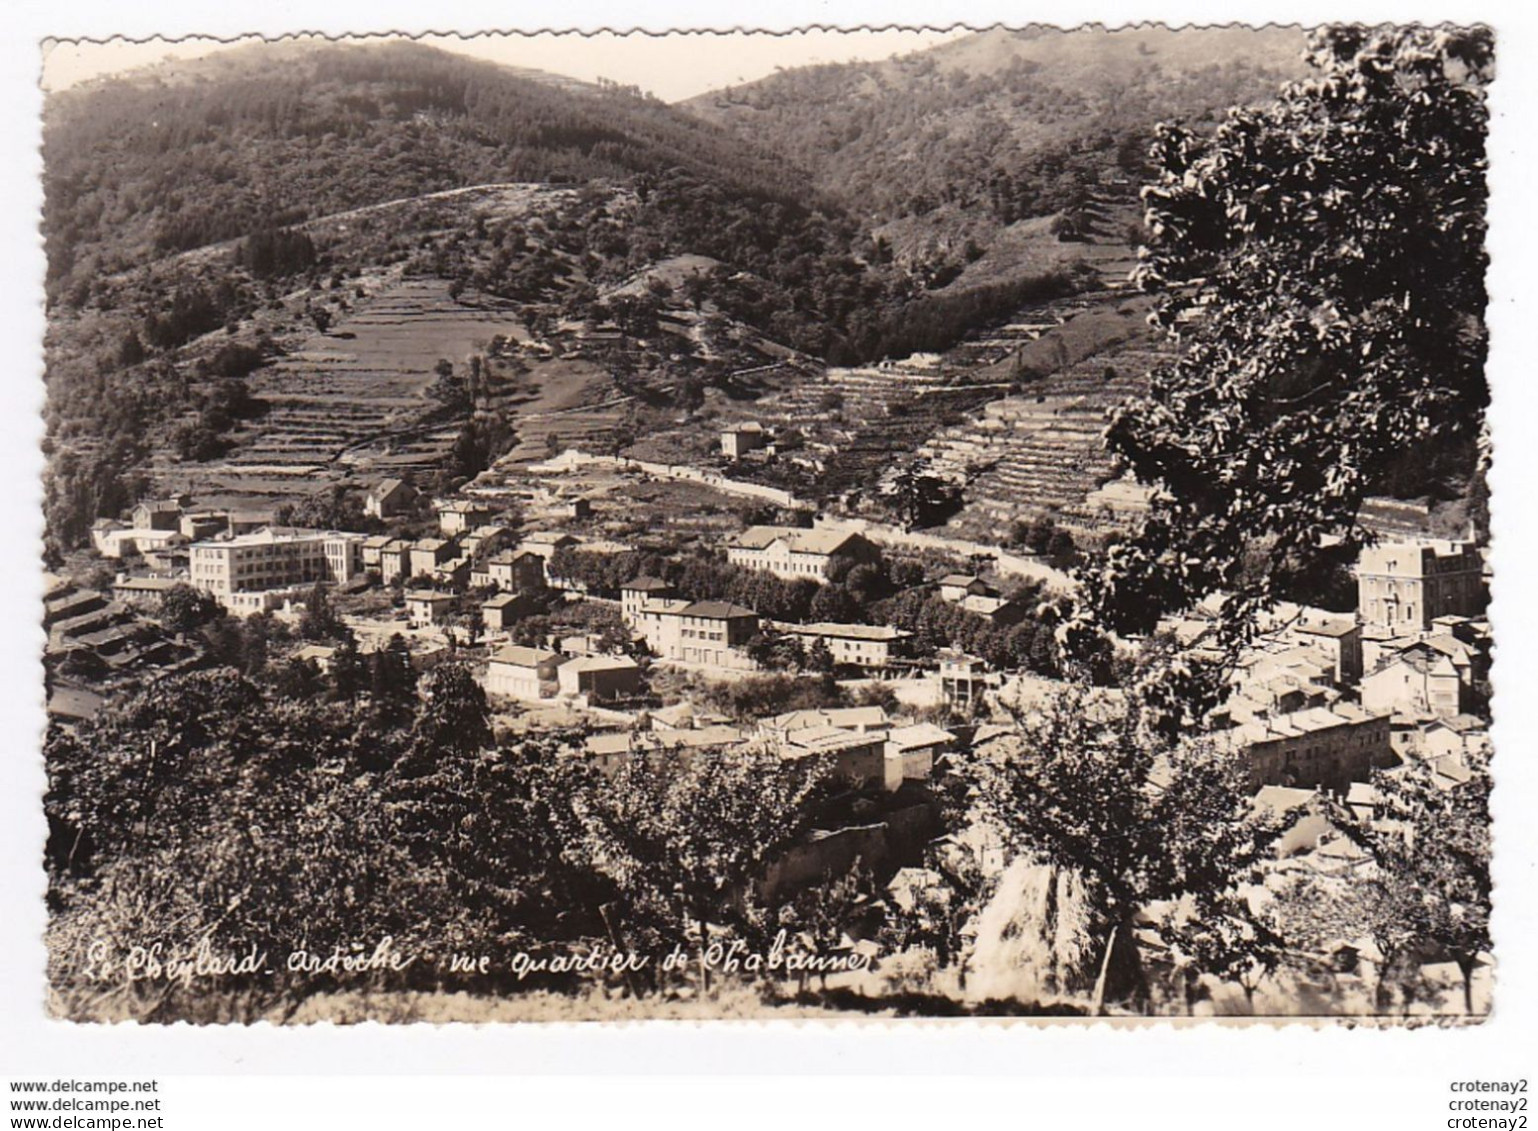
[42,41,813,307]
[687,26,1308,266]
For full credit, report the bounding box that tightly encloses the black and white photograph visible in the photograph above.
[24,18,1501,1034]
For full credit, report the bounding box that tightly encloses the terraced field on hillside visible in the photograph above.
[151,278,531,507]
[927,334,1175,539]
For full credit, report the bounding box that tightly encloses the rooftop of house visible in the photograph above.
[1290,617,1359,639]
[784,621,910,641]
[1423,713,1487,735]
[193,527,350,549]
[489,548,541,564]
[522,531,576,547]
[658,724,745,750]
[937,573,985,588]
[1224,702,1387,747]
[623,576,675,592]
[1346,781,1382,808]
[729,525,862,555]
[640,597,693,616]
[782,724,885,755]
[770,706,889,733]
[1253,784,1322,816]
[406,591,455,605]
[584,724,745,758]
[113,576,176,592]
[960,594,1015,616]
[886,722,956,749]
[490,645,560,668]
[678,600,757,620]
[372,478,407,497]
[1367,644,1461,678]
[559,654,640,674]
[412,538,450,551]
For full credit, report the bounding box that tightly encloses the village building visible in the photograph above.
[1418,714,1490,769]
[648,702,733,733]
[482,549,547,593]
[111,575,176,611]
[226,510,275,536]
[131,496,187,531]
[437,498,494,536]
[882,722,954,790]
[188,528,364,609]
[432,556,472,588]
[721,421,769,460]
[1283,614,1364,687]
[779,725,888,789]
[361,534,394,569]
[1361,640,1471,720]
[621,577,677,624]
[1218,645,1339,725]
[783,621,912,670]
[377,539,412,585]
[558,632,605,657]
[480,591,540,632]
[937,574,995,604]
[958,592,1027,626]
[581,724,747,775]
[408,537,455,580]
[459,525,512,560]
[938,650,987,709]
[1357,538,1485,632]
[519,531,579,561]
[765,705,890,737]
[292,643,338,673]
[91,521,183,560]
[406,591,456,628]
[561,497,593,520]
[178,511,228,541]
[1252,786,1350,860]
[557,654,642,703]
[1218,702,1394,793]
[482,644,562,702]
[725,525,879,582]
[637,599,760,669]
[365,478,416,520]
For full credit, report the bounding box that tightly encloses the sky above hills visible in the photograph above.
[41,28,971,103]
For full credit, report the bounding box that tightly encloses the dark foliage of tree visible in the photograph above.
[156,583,222,634]
[968,682,1282,1010]
[1081,27,1492,656]
[43,41,809,304]
[234,225,318,279]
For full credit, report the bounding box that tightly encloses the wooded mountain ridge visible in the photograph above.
[42,41,815,307]
[686,26,1310,264]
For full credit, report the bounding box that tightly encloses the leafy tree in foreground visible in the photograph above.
[969,683,1279,1011]
[1276,756,1492,1015]
[569,744,827,988]
[1082,26,1492,653]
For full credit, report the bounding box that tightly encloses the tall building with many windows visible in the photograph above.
[189,528,364,609]
[1357,539,1485,632]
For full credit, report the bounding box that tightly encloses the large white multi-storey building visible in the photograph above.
[189,528,365,611]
